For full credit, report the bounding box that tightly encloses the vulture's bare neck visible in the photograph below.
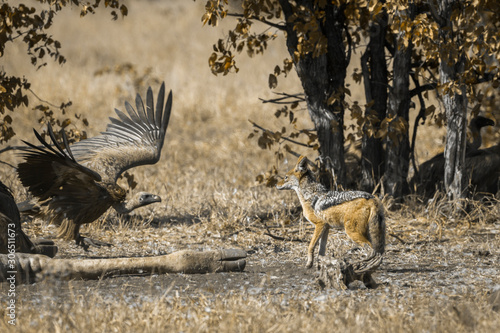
[112,192,161,214]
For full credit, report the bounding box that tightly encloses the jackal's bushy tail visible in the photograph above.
[368,201,386,255]
[352,252,383,274]
[354,201,386,274]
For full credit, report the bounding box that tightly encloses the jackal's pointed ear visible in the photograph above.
[295,156,309,173]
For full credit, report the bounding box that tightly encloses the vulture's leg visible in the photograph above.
[76,236,113,249]
[59,219,112,249]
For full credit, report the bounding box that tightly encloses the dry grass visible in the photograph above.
[1,1,499,332]
[8,289,500,332]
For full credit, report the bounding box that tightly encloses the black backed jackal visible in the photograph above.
[277,156,386,269]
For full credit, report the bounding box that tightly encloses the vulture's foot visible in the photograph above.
[32,238,59,258]
[76,236,113,250]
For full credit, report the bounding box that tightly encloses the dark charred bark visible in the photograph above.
[278,0,347,188]
[360,10,388,192]
[384,9,413,198]
[437,0,468,201]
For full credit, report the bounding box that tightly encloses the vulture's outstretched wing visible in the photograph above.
[17,124,105,222]
[70,83,173,182]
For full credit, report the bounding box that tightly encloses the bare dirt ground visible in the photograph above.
[23,220,500,300]
[4,207,499,332]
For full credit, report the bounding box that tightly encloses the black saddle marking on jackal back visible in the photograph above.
[314,190,374,212]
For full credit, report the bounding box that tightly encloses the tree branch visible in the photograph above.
[409,83,437,98]
[258,92,305,104]
[428,0,446,27]
[360,49,372,104]
[344,23,352,65]
[226,13,286,30]
[0,146,30,154]
[260,222,306,243]
[0,160,16,169]
[27,88,64,109]
[264,230,306,242]
[409,73,429,179]
[249,120,315,148]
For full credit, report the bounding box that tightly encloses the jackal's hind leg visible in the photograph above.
[344,223,376,264]
[318,224,330,257]
[345,228,372,252]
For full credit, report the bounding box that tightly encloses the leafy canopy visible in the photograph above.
[0,0,128,143]
[202,0,500,185]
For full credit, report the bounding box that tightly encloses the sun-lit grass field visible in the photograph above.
[1,1,499,332]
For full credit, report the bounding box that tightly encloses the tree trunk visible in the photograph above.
[279,0,347,188]
[442,88,468,201]
[438,0,468,201]
[384,8,412,198]
[360,11,388,192]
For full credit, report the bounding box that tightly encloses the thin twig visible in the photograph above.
[0,160,16,169]
[389,233,408,245]
[262,222,306,242]
[409,83,437,98]
[0,146,31,154]
[409,74,430,179]
[28,88,64,109]
[264,231,306,242]
[259,92,306,104]
[226,13,286,30]
[254,217,307,242]
[249,120,314,148]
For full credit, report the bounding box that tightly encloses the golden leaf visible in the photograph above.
[268,74,278,89]
[209,53,217,66]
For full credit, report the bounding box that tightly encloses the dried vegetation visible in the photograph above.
[0,1,499,332]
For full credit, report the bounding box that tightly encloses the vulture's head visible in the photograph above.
[135,192,162,207]
[471,116,495,130]
[115,192,162,214]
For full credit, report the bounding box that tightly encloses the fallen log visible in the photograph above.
[0,248,247,284]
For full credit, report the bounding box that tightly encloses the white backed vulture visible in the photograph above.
[412,116,495,197]
[0,180,58,257]
[17,83,172,248]
[464,143,500,195]
[467,116,495,152]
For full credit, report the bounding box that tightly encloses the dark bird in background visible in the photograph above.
[467,116,495,152]
[463,143,500,195]
[412,115,495,197]
[17,83,172,248]
[0,180,57,257]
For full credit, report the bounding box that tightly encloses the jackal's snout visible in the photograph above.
[276,174,298,190]
[275,179,289,190]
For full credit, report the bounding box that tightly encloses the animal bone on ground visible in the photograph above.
[0,249,247,284]
[315,254,382,290]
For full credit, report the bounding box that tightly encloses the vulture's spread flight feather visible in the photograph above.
[16,84,172,246]
[69,82,172,182]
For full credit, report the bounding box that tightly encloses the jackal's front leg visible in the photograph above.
[307,222,328,268]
